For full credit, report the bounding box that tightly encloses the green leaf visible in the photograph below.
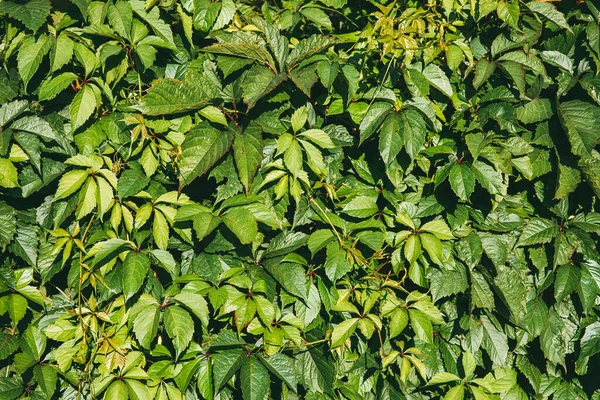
[240,356,270,400]
[199,105,228,126]
[108,1,133,40]
[516,99,553,124]
[263,231,308,259]
[164,306,194,357]
[579,321,600,359]
[0,202,16,251]
[132,75,211,115]
[554,264,580,303]
[105,380,129,400]
[179,123,234,187]
[422,64,453,97]
[342,196,378,218]
[33,364,57,398]
[331,318,359,347]
[203,42,276,71]
[38,72,78,102]
[91,238,132,267]
[317,60,338,88]
[284,139,303,178]
[298,129,335,149]
[559,101,600,158]
[130,0,175,48]
[117,167,150,199]
[173,291,209,327]
[0,376,23,399]
[409,309,433,343]
[379,112,403,165]
[481,316,509,366]
[222,207,258,244]
[152,210,170,250]
[401,109,426,160]
[420,233,443,265]
[555,164,581,199]
[324,243,352,282]
[0,0,50,32]
[359,102,392,144]
[473,58,496,90]
[517,218,558,246]
[258,353,297,392]
[17,35,51,89]
[496,0,520,31]
[262,259,307,300]
[527,1,571,33]
[132,296,160,349]
[300,7,332,29]
[122,251,150,301]
[213,349,244,390]
[70,85,97,130]
[51,33,74,73]
[449,163,475,201]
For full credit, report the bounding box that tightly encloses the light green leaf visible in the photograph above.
[199,105,228,126]
[17,35,51,89]
[54,169,89,200]
[105,380,129,400]
[421,219,453,240]
[428,372,461,385]
[0,159,19,188]
[342,196,378,218]
[222,207,258,244]
[298,129,335,149]
[443,385,465,400]
[152,210,170,250]
[132,296,160,349]
[70,85,97,130]
[331,318,359,347]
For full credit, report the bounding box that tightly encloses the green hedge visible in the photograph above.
[1,0,600,398]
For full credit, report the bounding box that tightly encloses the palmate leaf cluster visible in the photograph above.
[1,0,600,399]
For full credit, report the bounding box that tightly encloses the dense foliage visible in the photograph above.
[1,0,600,398]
